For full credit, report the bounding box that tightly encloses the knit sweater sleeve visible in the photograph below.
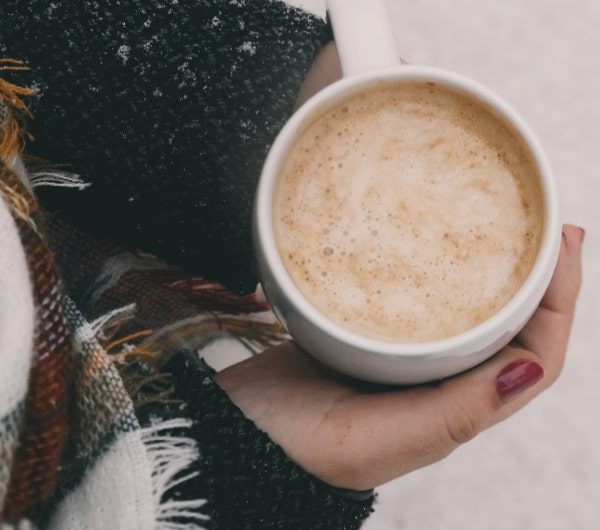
[161,351,375,530]
[0,0,332,294]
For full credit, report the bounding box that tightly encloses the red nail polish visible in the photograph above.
[496,360,544,403]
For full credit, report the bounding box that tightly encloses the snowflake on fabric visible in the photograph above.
[238,41,256,56]
[116,45,130,64]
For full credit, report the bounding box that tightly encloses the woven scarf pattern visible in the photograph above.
[0,163,71,522]
[0,61,72,523]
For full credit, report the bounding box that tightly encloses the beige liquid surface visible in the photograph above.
[273,82,544,342]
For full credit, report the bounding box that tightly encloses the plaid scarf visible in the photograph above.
[0,60,288,530]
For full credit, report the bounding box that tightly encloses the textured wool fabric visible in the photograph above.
[165,351,375,530]
[1,92,206,527]
[0,149,207,529]
[45,302,207,530]
[0,0,332,294]
[0,174,34,512]
[0,164,72,522]
[0,71,74,519]
[44,213,278,338]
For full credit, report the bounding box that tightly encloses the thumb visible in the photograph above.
[434,346,544,448]
[353,345,545,489]
[361,228,583,488]
[432,224,584,448]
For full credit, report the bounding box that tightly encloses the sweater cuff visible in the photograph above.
[167,352,375,530]
[325,484,375,503]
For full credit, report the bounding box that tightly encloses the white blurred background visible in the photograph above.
[286,1,600,528]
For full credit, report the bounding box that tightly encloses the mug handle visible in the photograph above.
[326,0,400,78]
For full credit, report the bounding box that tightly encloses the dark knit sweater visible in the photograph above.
[1,0,375,528]
[1,0,331,294]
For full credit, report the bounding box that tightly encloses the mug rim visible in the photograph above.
[255,65,561,358]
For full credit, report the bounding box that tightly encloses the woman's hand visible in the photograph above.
[214,225,583,490]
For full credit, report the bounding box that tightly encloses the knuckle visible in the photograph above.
[443,402,483,446]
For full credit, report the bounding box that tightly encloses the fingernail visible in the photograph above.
[496,360,544,403]
[576,226,586,242]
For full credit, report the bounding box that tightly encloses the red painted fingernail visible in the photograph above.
[496,360,544,403]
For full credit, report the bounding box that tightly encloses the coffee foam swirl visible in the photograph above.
[273,82,544,342]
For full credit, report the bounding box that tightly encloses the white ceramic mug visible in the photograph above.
[253,0,561,384]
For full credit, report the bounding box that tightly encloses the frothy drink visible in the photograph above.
[273,82,544,342]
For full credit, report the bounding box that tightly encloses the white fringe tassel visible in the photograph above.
[141,418,209,530]
[79,303,137,344]
[29,170,91,190]
[76,305,209,529]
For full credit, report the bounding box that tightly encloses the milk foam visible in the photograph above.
[273,82,544,342]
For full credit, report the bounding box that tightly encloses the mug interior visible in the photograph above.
[256,65,560,358]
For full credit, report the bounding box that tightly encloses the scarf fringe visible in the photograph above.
[90,305,180,409]
[140,312,288,362]
[80,307,208,529]
[141,419,208,530]
[0,59,36,163]
[29,170,90,190]
[81,303,137,344]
